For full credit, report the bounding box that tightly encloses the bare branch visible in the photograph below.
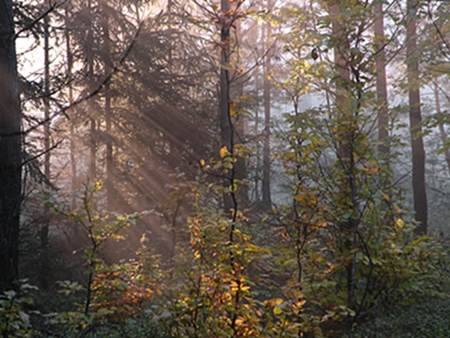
[15,0,69,38]
[1,20,144,138]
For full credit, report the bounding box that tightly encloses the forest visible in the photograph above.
[1,0,450,337]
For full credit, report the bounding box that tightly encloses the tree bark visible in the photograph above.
[406,0,427,235]
[374,0,389,169]
[433,80,450,174]
[0,0,22,293]
[255,70,261,202]
[102,3,114,210]
[87,0,96,181]
[328,0,356,310]
[220,0,236,215]
[41,2,51,289]
[262,0,272,208]
[65,5,77,206]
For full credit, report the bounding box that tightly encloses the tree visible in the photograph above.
[274,0,416,325]
[0,0,22,293]
[374,0,390,174]
[406,0,427,234]
[64,3,77,207]
[219,0,236,215]
[262,0,273,208]
[40,0,51,289]
[100,1,114,210]
[433,79,450,175]
[87,0,96,182]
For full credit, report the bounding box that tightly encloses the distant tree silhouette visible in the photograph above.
[0,0,22,293]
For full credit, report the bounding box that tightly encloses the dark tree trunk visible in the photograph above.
[102,3,114,210]
[220,0,236,215]
[234,73,249,208]
[0,0,22,293]
[41,4,51,289]
[374,0,389,169]
[328,0,356,309]
[262,3,272,208]
[87,0,96,181]
[433,80,450,174]
[90,118,96,180]
[65,5,77,206]
[406,0,427,235]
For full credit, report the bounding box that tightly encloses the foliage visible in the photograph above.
[351,297,450,338]
[4,170,450,338]
[8,0,450,337]
[37,182,160,337]
[0,283,37,338]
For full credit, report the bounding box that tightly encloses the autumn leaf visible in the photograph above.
[220,146,228,158]
[273,307,283,315]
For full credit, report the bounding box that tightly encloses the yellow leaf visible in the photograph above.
[240,285,250,292]
[273,298,283,306]
[93,180,103,191]
[199,159,205,167]
[396,218,404,228]
[220,146,228,158]
[273,307,283,315]
[235,316,244,326]
[294,194,306,202]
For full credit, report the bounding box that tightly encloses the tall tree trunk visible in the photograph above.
[0,0,22,293]
[255,70,261,202]
[433,80,450,174]
[65,5,77,205]
[406,0,427,235]
[328,0,356,310]
[41,2,51,289]
[90,119,96,180]
[262,2,272,208]
[233,20,249,208]
[235,82,249,207]
[87,0,96,181]
[220,0,236,215]
[374,0,390,172]
[102,3,113,210]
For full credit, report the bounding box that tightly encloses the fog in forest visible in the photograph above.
[2,0,450,336]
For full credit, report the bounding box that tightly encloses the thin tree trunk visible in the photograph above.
[90,118,96,180]
[233,19,249,208]
[262,2,272,208]
[328,0,356,310]
[254,15,262,202]
[374,0,389,170]
[255,70,261,202]
[87,0,96,181]
[433,80,450,174]
[167,0,173,73]
[0,0,22,293]
[407,0,427,235]
[220,0,236,215]
[65,6,77,205]
[102,3,113,210]
[41,2,51,289]
[219,3,241,333]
